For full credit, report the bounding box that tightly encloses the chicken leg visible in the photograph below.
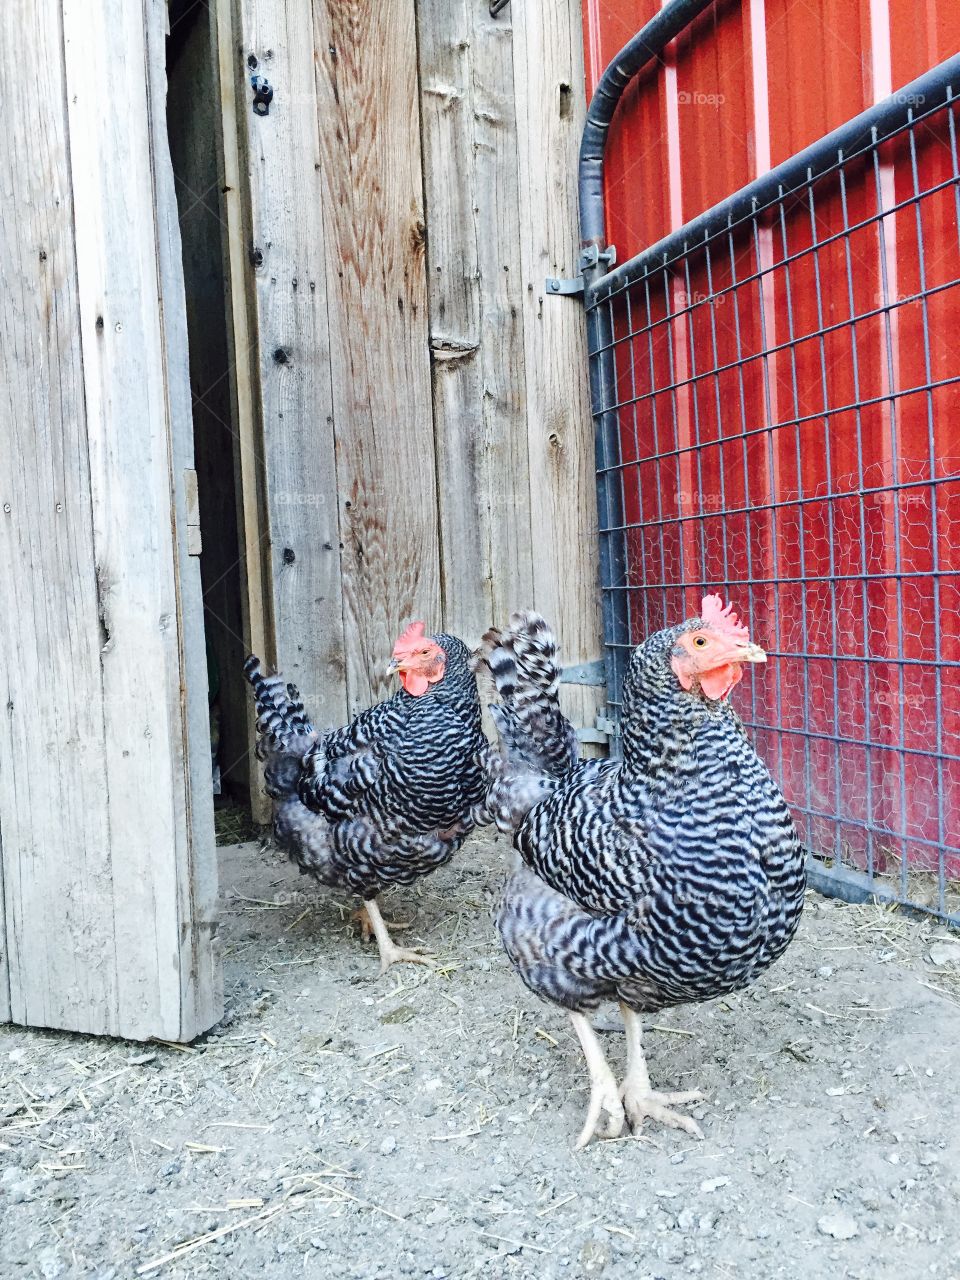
[570,1012,626,1149]
[357,898,434,975]
[618,1003,704,1139]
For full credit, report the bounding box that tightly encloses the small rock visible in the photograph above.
[579,1240,609,1274]
[37,1247,63,1279]
[699,1177,730,1193]
[379,1136,397,1156]
[127,1052,157,1066]
[818,1212,859,1240]
[817,965,834,978]
[928,942,960,967]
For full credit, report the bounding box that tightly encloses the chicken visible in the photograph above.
[244,622,490,973]
[477,596,806,1148]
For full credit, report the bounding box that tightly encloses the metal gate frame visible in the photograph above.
[564,0,960,925]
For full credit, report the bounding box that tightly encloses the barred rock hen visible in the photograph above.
[244,623,489,973]
[478,598,806,1148]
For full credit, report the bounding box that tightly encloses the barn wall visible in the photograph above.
[216,0,604,755]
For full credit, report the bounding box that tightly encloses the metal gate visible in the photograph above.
[570,0,960,924]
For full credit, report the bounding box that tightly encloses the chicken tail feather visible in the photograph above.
[244,655,318,799]
[474,612,579,831]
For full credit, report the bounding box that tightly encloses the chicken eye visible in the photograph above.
[693,635,708,648]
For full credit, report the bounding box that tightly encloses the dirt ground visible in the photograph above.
[2,834,960,1280]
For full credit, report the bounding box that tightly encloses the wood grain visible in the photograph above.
[512,0,606,750]
[417,0,533,645]
[213,0,274,821]
[0,0,118,1032]
[234,0,348,734]
[312,0,441,714]
[147,0,222,1038]
[0,0,220,1038]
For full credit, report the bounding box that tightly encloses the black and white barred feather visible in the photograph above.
[473,612,580,833]
[492,614,806,1017]
[244,635,490,901]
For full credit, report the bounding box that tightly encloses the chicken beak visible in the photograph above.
[385,657,401,677]
[735,643,767,664]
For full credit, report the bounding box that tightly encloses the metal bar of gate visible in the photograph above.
[573,3,960,925]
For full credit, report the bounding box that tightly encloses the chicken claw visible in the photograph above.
[618,1002,704,1139]
[620,1081,705,1139]
[361,898,435,975]
[570,1013,626,1149]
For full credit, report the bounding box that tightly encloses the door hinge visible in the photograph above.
[546,244,617,297]
[576,709,620,747]
[560,659,607,687]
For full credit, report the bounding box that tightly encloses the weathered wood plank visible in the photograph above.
[233,0,348,734]
[312,0,441,713]
[512,0,605,749]
[147,0,222,1038]
[0,0,219,1039]
[0,0,118,1032]
[417,0,532,645]
[212,0,274,821]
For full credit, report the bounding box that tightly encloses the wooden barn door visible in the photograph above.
[0,0,221,1040]
[215,0,604,768]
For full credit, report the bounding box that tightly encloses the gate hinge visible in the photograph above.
[546,244,617,297]
[560,659,607,686]
[490,0,511,13]
[576,709,620,747]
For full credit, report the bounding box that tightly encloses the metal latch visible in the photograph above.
[545,243,617,297]
[251,75,274,116]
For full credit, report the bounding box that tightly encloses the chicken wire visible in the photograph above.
[581,48,960,924]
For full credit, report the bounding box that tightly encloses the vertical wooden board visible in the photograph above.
[417,0,533,645]
[212,0,274,822]
[512,0,605,743]
[234,0,348,731]
[146,0,222,1037]
[0,0,118,1032]
[313,0,441,712]
[61,0,214,1038]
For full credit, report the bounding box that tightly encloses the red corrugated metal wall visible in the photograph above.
[582,1,960,882]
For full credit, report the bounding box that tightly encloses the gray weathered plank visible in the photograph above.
[63,0,219,1037]
[147,0,222,1038]
[417,0,532,646]
[312,0,441,713]
[512,0,605,749]
[234,0,349,733]
[0,0,220,1039]
[0,0,119,1033]
[212,0,274,822]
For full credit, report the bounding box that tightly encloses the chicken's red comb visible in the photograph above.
[393,620,428,655]
[700,593,750,642]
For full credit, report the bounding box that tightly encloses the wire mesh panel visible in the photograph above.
[586,63,960,923]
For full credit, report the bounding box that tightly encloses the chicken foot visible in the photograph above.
[357,898,435,975]
[618,1003,704,1139]
[570,1012,626,1149]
